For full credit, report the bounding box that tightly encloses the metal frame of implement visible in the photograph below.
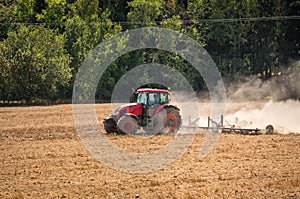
[184,115,272,135]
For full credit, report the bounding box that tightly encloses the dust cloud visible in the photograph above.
[223,62,300,134]
[171,62,300,134]
[226,61,300,101]
[225,100,300,134]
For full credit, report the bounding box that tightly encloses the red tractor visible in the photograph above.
[103,88,182,135]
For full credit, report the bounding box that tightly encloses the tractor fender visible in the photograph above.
[124,113,139,122]
[153,104,180,117]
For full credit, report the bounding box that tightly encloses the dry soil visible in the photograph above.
[0,104,299,198]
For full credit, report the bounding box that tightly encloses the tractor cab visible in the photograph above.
[129,88,169,105]
[133,89,170,124]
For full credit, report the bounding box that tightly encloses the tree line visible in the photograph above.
[0,0,299,103]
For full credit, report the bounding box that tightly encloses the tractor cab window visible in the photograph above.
[137,91,169,105]
[137,92,147,104]
[160,92,168,104]
[148,93,159,105]
[148,92,169,105]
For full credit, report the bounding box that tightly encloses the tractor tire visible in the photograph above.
[117,116,138,135]
[266,124,274,135]
[159,107,182,134]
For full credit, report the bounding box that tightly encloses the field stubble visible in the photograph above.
[0,104,299,198]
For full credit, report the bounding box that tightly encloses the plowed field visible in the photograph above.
[0,104,299,198]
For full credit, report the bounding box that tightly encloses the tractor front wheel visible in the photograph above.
[117,116,138,135]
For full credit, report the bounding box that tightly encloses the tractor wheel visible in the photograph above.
[160,108,182,134]
[117,116,138,135]
[266,124,274,135]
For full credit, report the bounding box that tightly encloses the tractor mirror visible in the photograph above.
[129,92,138,103]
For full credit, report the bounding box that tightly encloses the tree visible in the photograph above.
[0,25,72,103]
[187,0,290,79]
[0,41,15,102]
[36,0,68,23]
[64,0,122,99]
[14,0,36,22]
[0,0,298,102]
[127,0,163,26]
[0,0,16,41]
[280,0,300,62]
[99,0,129,22]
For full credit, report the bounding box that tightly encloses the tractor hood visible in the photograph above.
[118,103,140,108]
[114,103,143,120]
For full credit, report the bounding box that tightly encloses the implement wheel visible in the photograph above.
[266,125,274,135]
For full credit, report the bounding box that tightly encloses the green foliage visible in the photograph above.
[36,0,68,23]
[127,0,163,25]
[99,0,129,22]
[63,0,122,99]
[0,25,71,102]
[65,0,119,72]
[0,0,299,103]
[0,42,14,101]
[187,0,296,79]
[14,0,36,22]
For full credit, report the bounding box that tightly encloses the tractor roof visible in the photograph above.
[136,88,169,93]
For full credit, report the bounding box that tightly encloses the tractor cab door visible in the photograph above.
[136,92,159,118]
[136,92,148,119]
[147,92,162,117]
[136,92,167,122]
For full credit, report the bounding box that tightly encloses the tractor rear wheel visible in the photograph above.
[117,116,138,135]
[160,107,182,134]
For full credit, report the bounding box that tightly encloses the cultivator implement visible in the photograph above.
[183,115,274,135]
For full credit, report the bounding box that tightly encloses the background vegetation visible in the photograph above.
[0,0,299,103]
